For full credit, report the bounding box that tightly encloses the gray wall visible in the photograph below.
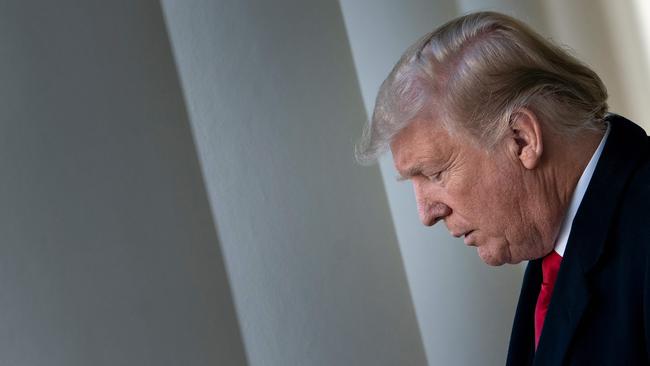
[338,1,524,365]
[0,1,246,365]
[161,0,426,365]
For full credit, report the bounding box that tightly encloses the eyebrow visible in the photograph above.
[395,163,426,182]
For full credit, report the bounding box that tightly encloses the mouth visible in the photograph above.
[463,230,476,246]
[450,229,475,239]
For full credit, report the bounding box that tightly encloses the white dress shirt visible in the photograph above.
[554,123,611,257]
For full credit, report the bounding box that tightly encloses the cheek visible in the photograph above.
[450,181,506,229]
[474,166,522,225]
[447,150,523,229]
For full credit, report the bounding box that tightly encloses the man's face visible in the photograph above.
[390,117,550,265]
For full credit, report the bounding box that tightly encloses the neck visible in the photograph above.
[553,130,605,208]
[528,129,606,252]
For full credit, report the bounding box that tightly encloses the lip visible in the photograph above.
[463,230,476,246]
[450,228,474,239]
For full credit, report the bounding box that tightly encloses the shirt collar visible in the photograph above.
[554,122,611,257]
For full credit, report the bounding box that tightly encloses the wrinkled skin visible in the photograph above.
[390,110,601,265]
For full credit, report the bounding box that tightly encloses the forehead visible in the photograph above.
[390,118,458,171]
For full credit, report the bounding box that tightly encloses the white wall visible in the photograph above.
[161,1,426,365]
[338,2,525,365]
[0,1,246,365]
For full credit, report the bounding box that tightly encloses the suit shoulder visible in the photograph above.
[617,155,650,252]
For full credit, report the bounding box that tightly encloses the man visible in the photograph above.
[355,11,650,365]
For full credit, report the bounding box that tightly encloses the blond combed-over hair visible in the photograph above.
[355,11,608,165]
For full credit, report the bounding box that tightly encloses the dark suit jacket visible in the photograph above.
[506,114,650,365]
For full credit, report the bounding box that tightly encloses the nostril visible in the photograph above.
[431,203,451,225]
[417,201,451,226]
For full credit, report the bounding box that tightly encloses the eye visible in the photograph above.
[426,171,442,182]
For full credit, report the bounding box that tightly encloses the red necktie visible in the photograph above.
[534,250,563,349]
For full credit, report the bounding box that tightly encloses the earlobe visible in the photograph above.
[510,108,543,170]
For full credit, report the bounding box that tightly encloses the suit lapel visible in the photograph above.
[506,259,541,366]
[512,115,648,365]
[533,254,590,365]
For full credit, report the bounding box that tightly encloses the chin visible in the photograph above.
[477,245,511,266]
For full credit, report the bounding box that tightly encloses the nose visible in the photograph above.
[414,181,451,226]
[417,201,452,226]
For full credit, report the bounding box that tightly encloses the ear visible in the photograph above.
[508,108,543,170]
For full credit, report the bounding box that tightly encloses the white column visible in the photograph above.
[161,1,426,365]
[0,1,245,365]
[338,1,525,365]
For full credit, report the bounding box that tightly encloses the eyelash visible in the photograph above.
[427,172,442,182]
